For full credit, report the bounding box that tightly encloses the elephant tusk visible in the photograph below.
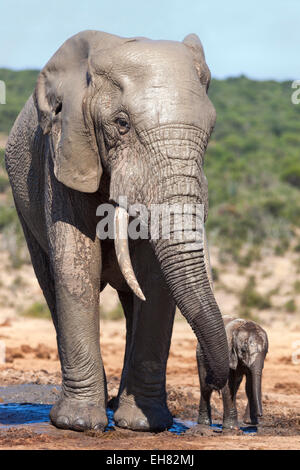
[203,227,214,292]
[114,206,146,301]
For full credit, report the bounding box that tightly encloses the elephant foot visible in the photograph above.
[50,395,108,432]
[197,413,212,426]
[243,414,259,425]
[114,399,173,432]
[222,418,240,431]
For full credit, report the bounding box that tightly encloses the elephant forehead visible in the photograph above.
[93,39,215,131]
[94,40,200,88]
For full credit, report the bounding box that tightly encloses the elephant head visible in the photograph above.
[34,30,229,390]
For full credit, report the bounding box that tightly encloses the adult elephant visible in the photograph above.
[5,31,229,432]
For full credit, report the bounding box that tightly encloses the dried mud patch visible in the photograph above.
[273,382,300,395]
[258,406,300,436]
[0,427,51,447]
[0,368,61,385]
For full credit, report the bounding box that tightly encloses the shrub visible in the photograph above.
[281,164,300,188]
[238,307,259,322]
[22,302,51,319]
[293,281,300,294]
[0,174,9,192]
[101,302,124,321]
[239,276,272,310]
[0,206,17,229]
[285,299,297,313]
[0,148,5,169]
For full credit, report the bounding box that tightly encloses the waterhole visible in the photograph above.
[0,403,257,434]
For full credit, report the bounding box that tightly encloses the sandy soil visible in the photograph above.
[0,316,300,450]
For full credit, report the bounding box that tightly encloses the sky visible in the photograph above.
[0,0,299,80]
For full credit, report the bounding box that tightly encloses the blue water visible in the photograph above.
[0,403,52,426]
[210,423,257,434]
[0,404,257,434]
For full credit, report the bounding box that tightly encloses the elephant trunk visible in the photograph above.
[113,128,229,390]
[250,360,263,418]
[152,231,229,390]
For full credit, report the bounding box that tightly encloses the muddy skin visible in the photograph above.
[197,316,268,432]
[5,30,229,432]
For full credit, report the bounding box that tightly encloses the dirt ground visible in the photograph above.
[0,316,300,450]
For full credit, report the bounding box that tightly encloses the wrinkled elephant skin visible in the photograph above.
[5,31,229,432]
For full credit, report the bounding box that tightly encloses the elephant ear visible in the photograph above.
[34,31,107,192]
[226,321,241,370]
[229,340,238,370]
[182,34,211,90]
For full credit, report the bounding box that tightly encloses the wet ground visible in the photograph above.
[0,318,300,449]
[0,384,257,434]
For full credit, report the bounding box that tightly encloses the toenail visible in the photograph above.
[137,419,148,428]
[93,423,105,431]
[56,416,70,428]
[118,419,128,428]
[73,418,86,430]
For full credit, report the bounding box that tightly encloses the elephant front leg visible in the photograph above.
[114,242,176,432]
[222,369,243,431]
[49,222,107,432]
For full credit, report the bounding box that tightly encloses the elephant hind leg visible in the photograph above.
[107,289,133,411]
[114,241,176,432]
[222,370,243,430]
[197,343,213,425]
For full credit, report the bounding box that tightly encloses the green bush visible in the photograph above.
[281,164,300,188]
[238,307,259,322]
[22,302,51,319]
[0,148,5,169]
[284,299,297,313]
[293,281,300,294]
[0,174,9,192]
[0,68,39,134]
[239,276,272,310]
[0,206,17,229]
[101,302,124,321]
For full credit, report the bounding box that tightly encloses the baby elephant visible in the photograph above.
[197,316,268,430]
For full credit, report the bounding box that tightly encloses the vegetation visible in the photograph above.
[0,70,299,268]
[285,299,297,313]
[101,302,124,320]
[239,275,272,311]
[22,301,51,319]
[206,76,300,259]
[0,68,39,134]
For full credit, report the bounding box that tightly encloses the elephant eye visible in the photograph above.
[115,117,130,135]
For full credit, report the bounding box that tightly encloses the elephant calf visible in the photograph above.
[197,316,268,430]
